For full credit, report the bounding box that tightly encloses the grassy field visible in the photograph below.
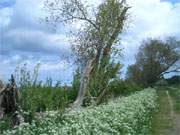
[150,85,180,135]
[168,85,180,114]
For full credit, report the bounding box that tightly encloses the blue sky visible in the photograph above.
[0,0,15,8]
[163,0,180,3]
[0,0,180,84]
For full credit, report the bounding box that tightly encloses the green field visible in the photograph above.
[150,85,180,135]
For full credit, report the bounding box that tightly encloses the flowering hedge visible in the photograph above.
[4,88,157,135]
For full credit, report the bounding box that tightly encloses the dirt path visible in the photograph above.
[166,91,180,135]
[151,87,180,135]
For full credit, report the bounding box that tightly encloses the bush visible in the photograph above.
[18,85,78,122]
[14,63,78,122]
[166,76,180,85]
[0,115,11,134]
[155,79,168,86]
[4,88,157,135]
[108,79,141,96]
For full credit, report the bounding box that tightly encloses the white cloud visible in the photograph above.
[40,60,70,71]
[0,7,13,27]
[0,0,180,81]
[4,28,70,55]
[120,0,180,76]
[127,0,180,37]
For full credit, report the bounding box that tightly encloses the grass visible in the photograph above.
[168,85,180,114]
[150,86,179,135]
[0,115,12,134]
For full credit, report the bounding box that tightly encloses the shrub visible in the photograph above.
[4,88,157,135]
[166,76,180,85]
[15,63,78,122]
[155,79,168,86]
[108,79,141,96]
[0,115,11,134]
[18,85,78,122]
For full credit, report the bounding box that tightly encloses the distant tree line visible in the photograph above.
[126,37,180,87]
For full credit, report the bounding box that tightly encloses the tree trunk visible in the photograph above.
[0,79,5,119]
[0,75,24,127]
[72,60,94,108]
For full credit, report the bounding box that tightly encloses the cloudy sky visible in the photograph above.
[0,0,180,84]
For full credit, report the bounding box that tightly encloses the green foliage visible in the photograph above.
[13,64,78,123]
[0,65,82,135]
[168,86,180,113]
[150,88,174,135]
[19,86,67,112]
[166,76,180,85]
[0,115,11,134]
[45,0,130,106]
[71,68,80,99]
[126,37,180,87]
[108,79,142,96]
[89,63,121,97]
[155,79,168,86]
[3,89,157,135]
[18,85,77,125]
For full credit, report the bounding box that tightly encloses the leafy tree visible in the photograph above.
[45,0,129,107]
[126,37,180,86]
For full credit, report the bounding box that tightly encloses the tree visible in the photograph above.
[45,0,130,107]
[126,37,180,86]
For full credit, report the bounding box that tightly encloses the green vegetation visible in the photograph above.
[19,86,76,119]
[45,0,130,107]
[168,85,180,113]
[108,79,142,96]
[150,88,174,135]
[150,85,180,135]
[3,89,157,135]
[126,38,179,87]
[0,0,179,134]
[0,63,141,133]
[166,76,180,85]
[0,115,12,133]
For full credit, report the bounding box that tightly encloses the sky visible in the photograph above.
[0,0,180,84]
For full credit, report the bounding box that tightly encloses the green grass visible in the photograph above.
[0,115,12,134]
[150,88,175,135]
[168,85,180,114]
